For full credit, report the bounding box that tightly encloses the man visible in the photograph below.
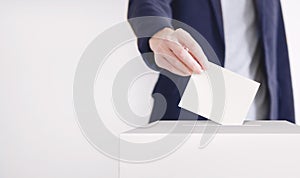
[127,0,295,123]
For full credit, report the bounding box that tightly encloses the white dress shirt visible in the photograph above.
[221,0,270,120]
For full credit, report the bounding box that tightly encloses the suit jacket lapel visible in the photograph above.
[210,0,224,42]
[255,0,281,119]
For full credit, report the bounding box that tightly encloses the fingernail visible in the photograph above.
[198,67,203,73]
[195,68,202,74]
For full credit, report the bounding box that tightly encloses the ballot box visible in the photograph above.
[119,121,300,178]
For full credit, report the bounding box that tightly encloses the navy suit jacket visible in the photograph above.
[128,0,295,123]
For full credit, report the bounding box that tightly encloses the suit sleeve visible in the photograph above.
[127,0,174,71]
[277,2,295,121]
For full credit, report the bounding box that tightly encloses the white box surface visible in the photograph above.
[120,121,300,178]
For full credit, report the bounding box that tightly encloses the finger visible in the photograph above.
[174,28,210,70]
[166,40,202,74]
[155,53,190,76]
[155,54,190,76]
[157,47,193,75]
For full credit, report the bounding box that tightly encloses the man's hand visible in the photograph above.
[149,27,209,76]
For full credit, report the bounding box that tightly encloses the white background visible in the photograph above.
[0,0,299,178]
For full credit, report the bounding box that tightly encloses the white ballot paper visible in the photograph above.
[179,62,260,125]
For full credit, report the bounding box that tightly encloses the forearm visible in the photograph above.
[127,0,173,71]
